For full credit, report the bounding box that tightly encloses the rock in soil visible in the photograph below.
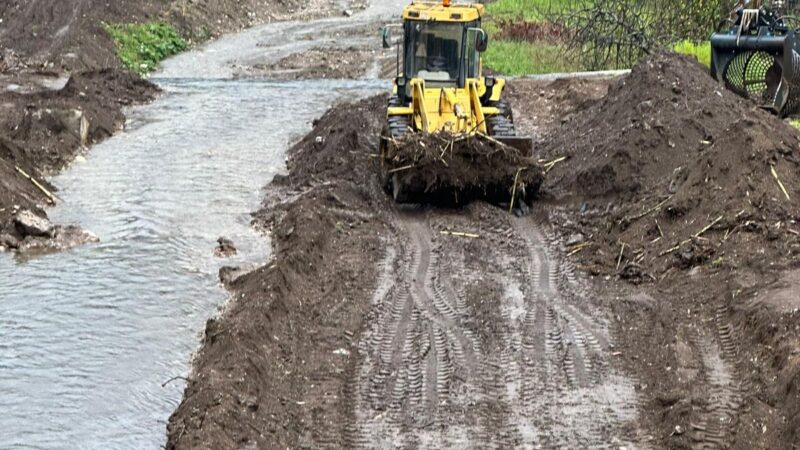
[17,225,99,255]
[14,209,55,238]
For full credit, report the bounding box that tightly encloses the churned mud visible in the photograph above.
[169,52,799,450]
[167,94,644,447]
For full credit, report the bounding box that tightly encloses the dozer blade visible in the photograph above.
[382,133,543,206]
[711,31,800,116]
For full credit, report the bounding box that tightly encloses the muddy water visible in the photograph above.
[0,77,381,448]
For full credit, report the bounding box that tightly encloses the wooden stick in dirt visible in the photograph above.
[567,242,591,256]
[622,196,672,224]
[771,165,791,201]
[616,243,626,271]
[659,245,681,257]
[694,215,724,238]
[542,156,568,172]
[440,230,480,239]
[509,168,524,213]
[476,131,514,150]
[15,166,57,204]
[387,164,415,174]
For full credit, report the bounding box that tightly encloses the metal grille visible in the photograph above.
[721,49,800,115]
[782,48,800,113]
[723,51,779,100]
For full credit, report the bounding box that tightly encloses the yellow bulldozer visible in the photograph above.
[379,1,539,204]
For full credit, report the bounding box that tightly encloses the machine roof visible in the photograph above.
[403,1,484,22]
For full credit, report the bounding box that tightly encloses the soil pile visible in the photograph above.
[166,96,393,449]
[540,52,800,279]
[535,53,800,449]
[385,133,543,204]
[0,70,158,240]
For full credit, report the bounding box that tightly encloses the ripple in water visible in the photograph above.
[0,78,383,449]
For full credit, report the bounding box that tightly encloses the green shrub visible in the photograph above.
[673,40,712,68]
[105,22,187,75]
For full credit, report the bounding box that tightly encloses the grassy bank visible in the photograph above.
[483,0,583,75]
[105,23,187,75]
[483,0,712,75]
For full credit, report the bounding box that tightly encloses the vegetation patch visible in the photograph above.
[484,0,579,75]
[484,41,579,75]
[673,40,712,68]
[105,22,187,75]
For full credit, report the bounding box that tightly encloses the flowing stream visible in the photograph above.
[0,0,405,446]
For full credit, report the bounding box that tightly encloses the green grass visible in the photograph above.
[485,0,576,21]
[484,40,580,75]
[789,119,800,130]
[105,22,187,75]
[673,40,711,68]
[483,0,582,75]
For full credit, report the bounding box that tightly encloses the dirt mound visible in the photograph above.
[540,52,800,278]
[0,69,158,238]
[385,133,543,205]
[166,96,392,449]
[537,52,800,448]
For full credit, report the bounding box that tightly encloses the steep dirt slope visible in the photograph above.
[524,53,800,449]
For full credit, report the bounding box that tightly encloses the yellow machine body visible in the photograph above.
[387,78,504,134]
[383,1,521,141]
[380,1,533,203]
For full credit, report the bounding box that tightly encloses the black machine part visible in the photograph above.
[710,5,800,116]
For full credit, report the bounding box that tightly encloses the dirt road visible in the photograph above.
[166,91,646,448]
[351,208,642,448]
[169,53,800,449]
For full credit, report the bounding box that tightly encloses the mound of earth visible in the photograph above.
[166,96,392,449]
[384,133,543,205]
[540,52,800,279]
[536,52,800,448]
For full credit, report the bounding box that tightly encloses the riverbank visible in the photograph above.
[0,0,360,251]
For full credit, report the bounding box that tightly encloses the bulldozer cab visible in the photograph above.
[383,2,487,89]
[404,21,483,86]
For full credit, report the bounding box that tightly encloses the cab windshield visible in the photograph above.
[405,22,465,84]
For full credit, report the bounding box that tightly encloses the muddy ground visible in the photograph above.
[0,0,359,250]
[168,53,799,450]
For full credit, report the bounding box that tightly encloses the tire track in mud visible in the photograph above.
[689,305,745,450]
[350,211,484,449]
[512,215,642,449]
[348,209,643,449]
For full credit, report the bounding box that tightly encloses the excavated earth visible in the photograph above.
[167,96,645,448]
[533,53,800,449]
[169,53,799,450]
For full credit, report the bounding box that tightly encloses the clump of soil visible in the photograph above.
[540,52,800,278]
[166,96,393,449]
[385,133,543,204]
